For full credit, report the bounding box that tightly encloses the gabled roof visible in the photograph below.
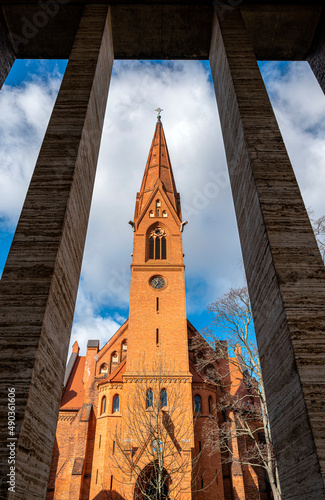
[135,118,181,221]
[61,356,86,410]
[97,320,128,362]
[189,359,206,383]
[135,182,182,229]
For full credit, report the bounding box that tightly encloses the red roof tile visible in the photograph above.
[61,356,85,410]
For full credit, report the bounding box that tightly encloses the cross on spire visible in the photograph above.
[155,107,163,121]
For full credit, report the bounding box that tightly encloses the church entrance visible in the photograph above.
[134,463,170,500]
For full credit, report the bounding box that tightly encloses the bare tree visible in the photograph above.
[106,355,201,500]
[191,287,282,500]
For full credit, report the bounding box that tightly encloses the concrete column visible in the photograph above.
[210,9,325,499]
[0,5,113,499]
[0,8,15,89]
[307,28,325,94]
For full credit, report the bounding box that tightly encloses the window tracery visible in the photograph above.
[149,227,167,260]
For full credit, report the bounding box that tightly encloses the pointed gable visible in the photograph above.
[135,118,181,222]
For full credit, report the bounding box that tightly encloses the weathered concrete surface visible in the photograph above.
[0,5,113,499]
[0,8,15,89]
[307,8,325,94]
[241,4,322,60]
[210,9,325,500]
[0,2,323,61]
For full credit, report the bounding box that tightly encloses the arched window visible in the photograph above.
[121,340,127,360]
[111,351,119,363]
[161,237,166,259]
[110,351,119,373]
[100,363,108,374]
[113,394,120,413]
[101,396,106,415]
[194,394,201,413]
[160,388,167,408]
[155,236,160,259]
[146,388,153,408]
[148,227,167,260]
[162,210,167,218]
[208,396,212,414]
[149,236,154,259]
[149,210,154,218]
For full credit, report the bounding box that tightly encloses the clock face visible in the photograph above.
[150,276,166,290]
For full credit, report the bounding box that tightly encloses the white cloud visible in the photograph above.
[260,61,325,217]
[0,72,61,228]
[79,60,242,329]
[69,286,126,355]
[1,60,325,355]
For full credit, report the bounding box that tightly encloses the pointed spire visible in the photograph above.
[135,117,180,221]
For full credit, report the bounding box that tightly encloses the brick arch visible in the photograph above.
[146,222,169,261]
[112,393,120,413]
[100,395,106,415]
[134,462,170,500]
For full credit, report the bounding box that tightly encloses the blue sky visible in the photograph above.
[1,59,325,354]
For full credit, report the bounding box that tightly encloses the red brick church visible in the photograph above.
[47,115,270,499]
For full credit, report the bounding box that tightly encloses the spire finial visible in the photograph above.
[155,107,163,121]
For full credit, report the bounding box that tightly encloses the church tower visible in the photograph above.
[127,112,190,375]
[120,112,195,498]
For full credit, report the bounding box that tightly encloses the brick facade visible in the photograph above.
[47,118,269,500]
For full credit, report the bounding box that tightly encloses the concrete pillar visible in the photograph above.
[0,5,113,499]
[307,26,325,94]
[210,9,325,499]
[0,8,15,89]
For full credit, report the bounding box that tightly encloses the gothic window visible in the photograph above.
[148,227,167,260]
[146,388,153,408]
[162,210,167,218]
[160,388,167,408]
[101,396,106,415]
[100,363,108,374]
[208,396,212,414]
[111,351,119,363]
[113,394,120,413]
[121,340,127,360]
[155,236,160,259]
[149,236,154,259]
[161,237,166,259]
[149,210,154,218]
[194,394,201,413]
